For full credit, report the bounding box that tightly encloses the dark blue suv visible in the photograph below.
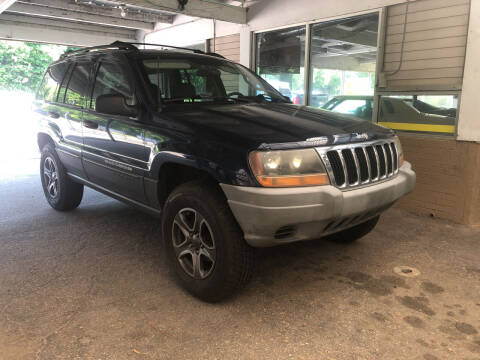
[34,42,415,301]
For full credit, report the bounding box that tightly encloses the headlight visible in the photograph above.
[393,136,404,167]
[248,148,330,187]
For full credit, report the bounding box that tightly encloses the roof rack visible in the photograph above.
[61,41,137,58]
[205,52,225,59]
[128,42,205,54]
[61,41,226,59]
[134,43,226,58]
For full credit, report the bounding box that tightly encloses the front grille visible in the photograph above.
[318,140,399,189]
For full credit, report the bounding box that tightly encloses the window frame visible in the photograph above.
[375,90,461,137]
[37,61,70,104]
[57,63,74,105]
[251,7,461,138]
[252,8,383,108]
[89,57,137,112]
[60,62,95,109]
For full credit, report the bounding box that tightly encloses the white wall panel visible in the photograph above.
[381,0,469,91]
[458,0,480,141]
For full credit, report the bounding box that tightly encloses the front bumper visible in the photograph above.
[221,161,416,247]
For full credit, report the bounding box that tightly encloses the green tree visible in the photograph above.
[0,42,53,93]
[326,75,341,95]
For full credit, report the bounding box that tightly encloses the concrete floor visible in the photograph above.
[1,160,480,360]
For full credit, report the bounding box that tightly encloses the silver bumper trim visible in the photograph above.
[221,161,416,247]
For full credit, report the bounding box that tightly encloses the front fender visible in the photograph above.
[147,150,230,184]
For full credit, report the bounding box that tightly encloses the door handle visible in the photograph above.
[83,120,98,129]
[48,111,60,119]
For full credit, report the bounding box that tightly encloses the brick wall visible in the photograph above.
[396,135,480,225]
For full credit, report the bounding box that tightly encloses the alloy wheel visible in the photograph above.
[172,208,216,279]
[43,156,59,199]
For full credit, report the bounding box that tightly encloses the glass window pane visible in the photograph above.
[322,96,373,120]
[255,26,306,103]
[188,43,205,52]
[378,94,457,135]
[38,62,69,102]
[311,13,379,112]
[64,63,92,107]
[91,62,135,109]
[57,64,74,104]
[141,57,286,108]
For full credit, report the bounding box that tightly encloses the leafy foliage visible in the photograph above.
[313,69,341,95]
[0,42,53,93]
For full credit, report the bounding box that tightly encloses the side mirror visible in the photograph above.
[95,93,137,117]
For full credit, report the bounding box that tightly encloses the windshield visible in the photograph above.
[141,56,288,108]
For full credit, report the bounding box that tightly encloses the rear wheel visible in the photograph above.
[325,215,380,244]
[40,144,84,211]
[162,180,255,302]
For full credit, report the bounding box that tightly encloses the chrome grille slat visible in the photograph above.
[317,139,399,191]
[390,142,399,173]
[351,149,361,186]
[337,150,348,188]
[372,145,381,178]
[362,147,371,182]
[384,143,393,175]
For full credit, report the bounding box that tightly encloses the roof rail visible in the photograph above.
[61,41,137,58]
[129,43,228,58]
[61,41,226,59]
[205,52,225,59]
[128,42,206,54]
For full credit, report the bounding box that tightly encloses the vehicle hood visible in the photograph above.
[159,103,394,149]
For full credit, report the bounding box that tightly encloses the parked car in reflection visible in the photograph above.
[291,91,328,107]
[322,95,456,134]
[322,95,374,120]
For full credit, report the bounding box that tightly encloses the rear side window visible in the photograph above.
[57,64,74,103]
[64,63,92,107]
[37,62,69,102]
[90,62,135,110]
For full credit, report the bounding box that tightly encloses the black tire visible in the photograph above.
[325,215,380,244]
[40,144,84,211]
[162,180,256,302]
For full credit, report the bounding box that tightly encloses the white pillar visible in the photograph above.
[239,26,252,68]
[458,0,480,141]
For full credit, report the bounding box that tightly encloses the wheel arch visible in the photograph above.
[37,132,55,151]
[155,161,224,209]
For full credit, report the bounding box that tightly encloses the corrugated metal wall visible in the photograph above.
[207,34,240,62]
[382,0,470,90]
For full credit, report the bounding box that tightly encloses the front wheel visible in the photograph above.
[40,144,84,211]
[162,181,255,302]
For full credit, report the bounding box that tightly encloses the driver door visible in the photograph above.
[82,57,149,203]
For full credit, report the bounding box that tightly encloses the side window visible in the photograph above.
[91,62,135,110]
[37,62,69,102]
[57,64,74,103]
[64,63,92,107]
[178,69,224,98]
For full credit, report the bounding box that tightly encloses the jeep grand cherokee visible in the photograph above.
[34,41,416,302]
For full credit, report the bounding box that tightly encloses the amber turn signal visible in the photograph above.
[255,174,330,187]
